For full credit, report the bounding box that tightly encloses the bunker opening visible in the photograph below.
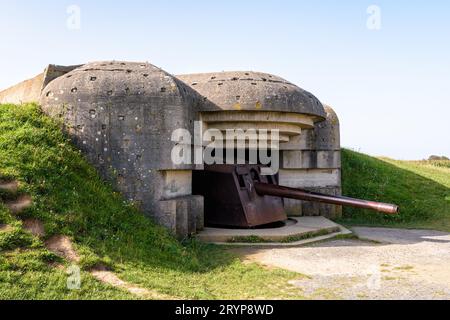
[193,145,399,230]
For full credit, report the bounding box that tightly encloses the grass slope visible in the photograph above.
[0,103,304,300]
[339,149,450,231]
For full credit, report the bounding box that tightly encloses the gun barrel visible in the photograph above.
[254,182,399,215]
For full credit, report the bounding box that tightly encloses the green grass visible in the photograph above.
[338,149,450,231]
[2,103,448,300]
[0,103,305,300]
[0,249,136,300]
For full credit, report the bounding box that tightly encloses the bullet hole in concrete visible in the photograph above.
[71,87,77,93]
[107,90,113,96]
[231,77,239,81]
[236,96,241,101]
[262,78,267,82]
[245,73,250,76]
[211,76,216,80]
[90,76,97,81]
[143,73,149,77]
[218,83,224,86]
[251,82,257,86]
[102,124,107,130]
[118,115,125,121]
[160,87,167,93]
[126,69,132,73]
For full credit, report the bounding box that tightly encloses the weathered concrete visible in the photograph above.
[178,72,326,119]
[39,61,207,237]
[200,111,316,144]
[279,106,342,218]
[279,106,340,151]
[281,150,341,169]
[196,216,350,244]
[0,73,44,104]
[279,169,340,188]
[0,65,80,104]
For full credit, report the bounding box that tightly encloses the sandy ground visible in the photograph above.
[230,227,450,300]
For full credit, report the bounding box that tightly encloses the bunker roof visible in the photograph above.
[177,71,326,120]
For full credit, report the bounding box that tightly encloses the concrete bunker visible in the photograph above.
[1,61,397,239]
[177,72,342,229]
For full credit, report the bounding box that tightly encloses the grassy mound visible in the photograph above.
[339,149,450,231]
[0,103,304,300]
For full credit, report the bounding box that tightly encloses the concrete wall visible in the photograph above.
[0,64,80,104]
[280,105,342,219]
[0,72,45,104]
[39,61,205,238]
[177,71,326,119]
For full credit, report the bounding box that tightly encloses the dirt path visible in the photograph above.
[0,180,18,193]
[230,227,450,300]
[5,195,33,214]
[90,265,173,300]
[0,180,172,300]
[45,233,171,299]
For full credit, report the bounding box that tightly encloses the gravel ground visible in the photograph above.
[230,227,450,300]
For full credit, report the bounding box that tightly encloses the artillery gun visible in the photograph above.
[193,164,398,228]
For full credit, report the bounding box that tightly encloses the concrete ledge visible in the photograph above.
[197,216,351,246]
[0,64,81,104]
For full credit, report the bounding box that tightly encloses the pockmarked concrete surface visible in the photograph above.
[230,227,450,300]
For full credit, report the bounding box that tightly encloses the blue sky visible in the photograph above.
[0,0,449,159]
